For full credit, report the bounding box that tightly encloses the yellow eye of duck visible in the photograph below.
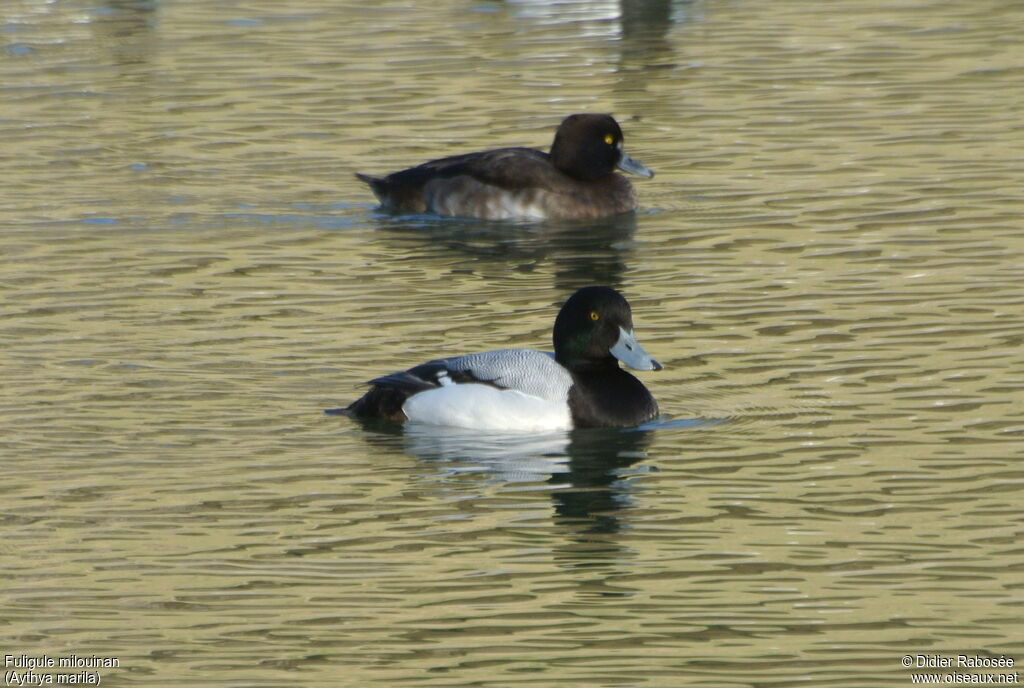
[590,311,600,321]
[603,134,615,145]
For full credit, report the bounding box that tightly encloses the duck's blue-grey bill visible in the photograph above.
[610,326,662,371]
[617,151,655,179]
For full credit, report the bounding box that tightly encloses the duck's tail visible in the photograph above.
[328,385,411,422]
[355,172,388,202]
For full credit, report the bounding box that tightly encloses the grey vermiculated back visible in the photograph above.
[446,349,572,401]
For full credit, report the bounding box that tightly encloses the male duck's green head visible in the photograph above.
[553,286,661,372]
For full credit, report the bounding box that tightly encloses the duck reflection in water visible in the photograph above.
[343,419,655,535]
[549,427,655,534]
[367,211,642,295]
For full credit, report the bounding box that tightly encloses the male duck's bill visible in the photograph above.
[609,326,661,371]
[333,286,662,431]
[355,114,653,221]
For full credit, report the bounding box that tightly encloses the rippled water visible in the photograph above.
[2,0,1023,686]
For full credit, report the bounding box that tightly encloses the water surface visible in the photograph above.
[2,0,1023,686]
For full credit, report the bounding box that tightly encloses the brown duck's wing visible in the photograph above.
[359,147,563,192]
[455,148,569,191]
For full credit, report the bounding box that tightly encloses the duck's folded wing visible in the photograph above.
[390,148,561,191]
[396,349,572,402]
[458,148,565,191]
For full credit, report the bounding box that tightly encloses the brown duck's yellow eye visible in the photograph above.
[604,134,615,145]
[590,311,600,321]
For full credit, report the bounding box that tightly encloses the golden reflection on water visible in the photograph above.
[1,0,1023,686]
